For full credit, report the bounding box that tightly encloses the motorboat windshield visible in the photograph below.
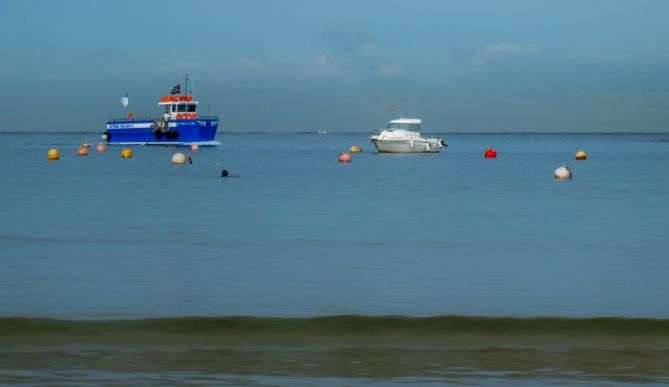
[386,122,421,131]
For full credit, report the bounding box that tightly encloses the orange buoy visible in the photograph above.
[121,148,133,158]
[484,148,497,158]
[76,146,88,156]
[96,143,106,153]
[190,144,200,151]
[338,152,352,163]
[575,150,587,160]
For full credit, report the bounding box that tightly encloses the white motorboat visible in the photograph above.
[370,118,445,153]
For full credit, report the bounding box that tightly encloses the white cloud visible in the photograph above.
[359,42,380,58]
[239,56,266,69]
[376,64,405,77]
[299,54,350,80]
[473,43,543,65]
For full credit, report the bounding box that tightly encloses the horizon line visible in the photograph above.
[1,130,668,135]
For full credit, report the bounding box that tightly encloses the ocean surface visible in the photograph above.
[1,131,668,385]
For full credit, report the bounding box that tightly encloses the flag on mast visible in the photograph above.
[170,84,181,95]
[120,94,129,108]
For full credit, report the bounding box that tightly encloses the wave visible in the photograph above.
[3,315,669,341]
[2,315,669,382]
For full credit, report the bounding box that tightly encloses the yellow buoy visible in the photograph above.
[47,149,60,160]
[350,145,362,153]
[121,148,133,158]
[171,152,188,165]
[575,150,587,160]
[96,143,106,153]
[76,146,88,156]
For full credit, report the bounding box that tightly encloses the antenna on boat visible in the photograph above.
[390,106,402,119]
[184,73,189,96]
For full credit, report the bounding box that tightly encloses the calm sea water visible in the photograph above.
[1,131,668,385]
[2,132,668,319]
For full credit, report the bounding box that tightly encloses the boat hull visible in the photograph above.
[371,138,443,153]
[104,117,219,146]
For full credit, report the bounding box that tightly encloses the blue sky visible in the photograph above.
[1,0,668,132]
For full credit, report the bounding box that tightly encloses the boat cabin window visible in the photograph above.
[387,123,420,131]
[171,105,177,112]
[175,104,197,112]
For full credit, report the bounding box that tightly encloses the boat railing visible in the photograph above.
[107,117,155,122]
[107,115,219,122]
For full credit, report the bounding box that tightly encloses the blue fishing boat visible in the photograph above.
[102,75,220,146]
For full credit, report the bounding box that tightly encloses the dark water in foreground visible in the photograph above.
[2,315,669,385]
[1,132,668,384]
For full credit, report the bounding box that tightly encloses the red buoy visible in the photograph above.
[484,148,497,158]
[338,152,352,163]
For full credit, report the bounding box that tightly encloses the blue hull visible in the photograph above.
[105,117,219,145]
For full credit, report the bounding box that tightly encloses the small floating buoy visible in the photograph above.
[338,152,352,163]
[47,149,60,160]
[221,169,229,177]
[171,152,188,165]
[121,148,133,158]
[190,144,200,151]
[350,145,362,153]
[96,144,106,153]
[82,143,90,148]
[484,148,497,158]
[554,165,572,180]
[76,146,88,156]
[575,150,587,160]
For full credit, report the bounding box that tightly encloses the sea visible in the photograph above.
[1,131,668,385]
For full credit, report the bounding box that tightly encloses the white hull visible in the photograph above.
[371,138,443,153]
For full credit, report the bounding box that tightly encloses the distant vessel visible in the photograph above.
[370,118,445,153]
[102,75,220,146]
[317,129,330,135]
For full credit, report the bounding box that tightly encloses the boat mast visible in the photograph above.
[184,73,189,96]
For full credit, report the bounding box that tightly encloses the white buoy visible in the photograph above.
[554,165,572,180]
[172,152,188,165]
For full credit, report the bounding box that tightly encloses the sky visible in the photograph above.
[1,0,669,132]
